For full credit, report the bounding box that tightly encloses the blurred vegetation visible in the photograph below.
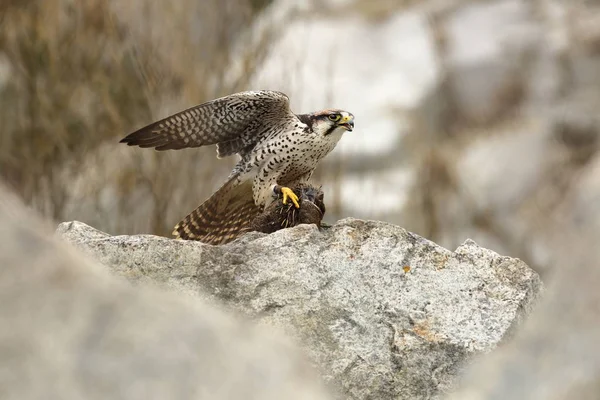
[0,0,276,236]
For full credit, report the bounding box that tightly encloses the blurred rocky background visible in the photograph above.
[3,1,600,398]
[2,0,600,275]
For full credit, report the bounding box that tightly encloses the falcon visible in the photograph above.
[120,90,354,245]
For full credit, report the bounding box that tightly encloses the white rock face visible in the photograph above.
[456,121,554,214]
[57,219,542,399]
[444,0,542,123]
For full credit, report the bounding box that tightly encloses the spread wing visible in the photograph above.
[120,90,292,155]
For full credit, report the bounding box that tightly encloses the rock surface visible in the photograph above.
[57,219,542,399]
[447,229,600,400]
[0,183,333,400]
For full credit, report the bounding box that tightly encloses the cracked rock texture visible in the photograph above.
[0,184,332,400]
[57,219,542,399]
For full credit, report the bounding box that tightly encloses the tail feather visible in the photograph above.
[172,177,260,245]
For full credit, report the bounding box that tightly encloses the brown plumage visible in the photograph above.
[120,91,292,155]
[174,183,325,244]
[247,183,326,235]
[120,90,353,245]
[172,178,260,245]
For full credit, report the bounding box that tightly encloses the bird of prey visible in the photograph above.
[120,90,354,245]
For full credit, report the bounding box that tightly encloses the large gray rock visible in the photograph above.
[57,219,542,399]
[446,229,600,400]
[0,183,332,400]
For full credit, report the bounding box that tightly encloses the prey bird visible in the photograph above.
[120,90,354,245]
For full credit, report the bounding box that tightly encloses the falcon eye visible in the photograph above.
[328,114,341,122]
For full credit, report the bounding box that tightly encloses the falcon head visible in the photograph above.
[304,110,355,136]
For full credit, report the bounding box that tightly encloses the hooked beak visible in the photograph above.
[338,114,354,132]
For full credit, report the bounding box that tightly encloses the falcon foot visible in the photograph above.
[274,185,300,208]
[250,183,325,234]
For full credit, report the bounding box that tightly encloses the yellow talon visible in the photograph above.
[281,186,300,208]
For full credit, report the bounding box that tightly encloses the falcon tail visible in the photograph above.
[172,176,260,245]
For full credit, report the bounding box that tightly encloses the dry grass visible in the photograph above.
[0,0,278,236]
